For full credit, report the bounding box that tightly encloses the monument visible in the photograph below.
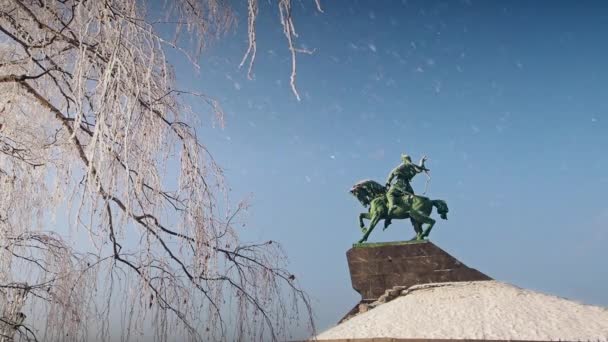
[344,152,490,319]
[349,153,448,243]
[309,152,608,341]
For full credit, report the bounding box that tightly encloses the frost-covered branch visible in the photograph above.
[240,0,322,100]
[0,1,315,341]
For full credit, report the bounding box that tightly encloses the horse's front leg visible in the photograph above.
[359,212,371,233]
[358,214,380,243]
[410,209,436,240]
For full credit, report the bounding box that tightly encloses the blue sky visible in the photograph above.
[172,0,608,335]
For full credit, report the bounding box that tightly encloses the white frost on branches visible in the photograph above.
[240,0,323,101]
[0,0,316,341]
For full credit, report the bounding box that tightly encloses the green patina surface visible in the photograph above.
[349,152,450,244]
[352,240,429,248]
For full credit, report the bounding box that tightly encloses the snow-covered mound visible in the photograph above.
[316,280,608,341]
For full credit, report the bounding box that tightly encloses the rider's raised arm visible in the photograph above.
[416,155,429,172]
[412,164,425,174]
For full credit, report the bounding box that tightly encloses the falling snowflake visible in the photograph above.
[434,81,442,93]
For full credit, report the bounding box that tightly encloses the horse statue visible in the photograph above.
[350,179,449,244]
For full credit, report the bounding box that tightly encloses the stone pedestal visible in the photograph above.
[347,241,491,301]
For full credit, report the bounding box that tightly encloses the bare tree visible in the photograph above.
[0,0,318,341]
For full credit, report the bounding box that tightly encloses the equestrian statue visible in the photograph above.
[350,153,449,244]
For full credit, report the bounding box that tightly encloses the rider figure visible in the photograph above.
[385,153,428,226]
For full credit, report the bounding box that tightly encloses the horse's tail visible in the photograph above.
[432,200,449,220]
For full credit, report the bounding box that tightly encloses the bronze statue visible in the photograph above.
[350,153,448,244]
[384,154,429,226]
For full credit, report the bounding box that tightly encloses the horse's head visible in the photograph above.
[350,180,386,208]
[350,186,370,207]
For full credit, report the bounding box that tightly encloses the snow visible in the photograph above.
[316,281,608,341]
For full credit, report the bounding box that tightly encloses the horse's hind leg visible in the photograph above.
[383,217,391,230]
[421,219,436,238]
[410,218,423,240]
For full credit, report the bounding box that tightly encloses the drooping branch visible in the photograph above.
[240,0,322,100]
[0,1,316,341]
